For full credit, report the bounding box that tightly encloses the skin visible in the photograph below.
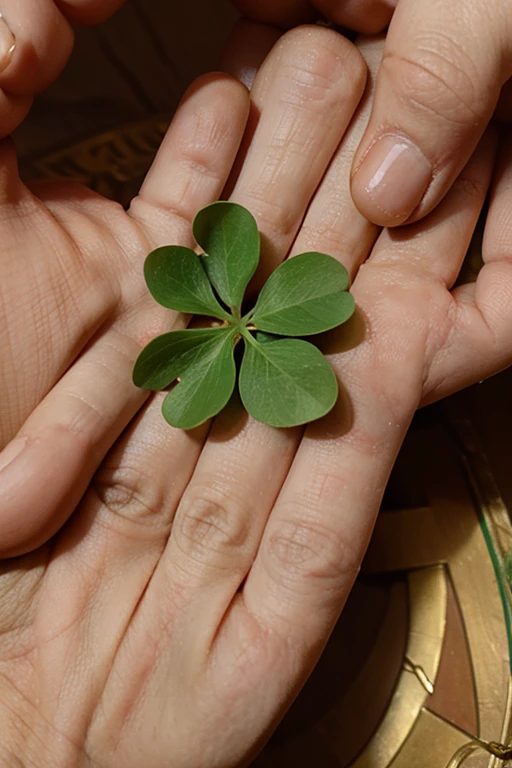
[234,0,512,227]
[0,0,126,135]
[1,0,510,226]
[1,23,512,766]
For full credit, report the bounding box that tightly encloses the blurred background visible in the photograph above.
[15,0,238,159]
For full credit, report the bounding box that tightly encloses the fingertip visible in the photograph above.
[351,133,433,227]
[134,71,251,240]
[182,70,251,106]
[0,2,74,96]
[276,23,368,100]
[177,70,252,139]
[178,72,252,141]
[219,19,282,88]
[347,0,511,228]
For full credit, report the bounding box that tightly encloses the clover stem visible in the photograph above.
[240,326,259,348]
[241,309,255,325]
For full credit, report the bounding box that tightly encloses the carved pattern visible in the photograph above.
[22,117,170,207]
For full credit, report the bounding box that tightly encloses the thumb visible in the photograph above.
[350,0,512,226]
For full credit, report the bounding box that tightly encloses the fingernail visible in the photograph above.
[0,12,16,73]
[353,135,432,223]
[0,437,27,473]
[238,66,257,91]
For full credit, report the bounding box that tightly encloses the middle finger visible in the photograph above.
[161,27,374,623]
[227,23,367,286]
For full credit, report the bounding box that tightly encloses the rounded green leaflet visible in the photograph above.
[144,245,230,320]
[133,327,237,429]
[193,201,260,313]
[251,252,355,336]
[162,333,238,430]
[239,334,338,427]
[133,328,225,390]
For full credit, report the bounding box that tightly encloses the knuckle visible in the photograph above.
[297,219,364,268]
[451,173,488,201]
[276,27,366,106]
[132,79,245,228]
[129,193,194,242]
[93,463,164,526]
[382,44,485,129]
[176,77,246,177]
[176,112,227,184]
[264,513,361,590]
[174,486,252,568]
[235,192,296,243]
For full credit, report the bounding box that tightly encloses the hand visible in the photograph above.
[0,72,252,557]
[232,0,512,229]
[0,25,367,765]
[2,24,512,766]
[0,0,126,136]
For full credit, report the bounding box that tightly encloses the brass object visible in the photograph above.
[29,120,512,768]
[448,738,512,767]
[251,407,511,768]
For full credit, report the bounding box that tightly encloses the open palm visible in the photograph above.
[1,29,511,767]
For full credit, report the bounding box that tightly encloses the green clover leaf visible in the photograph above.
[239,334,338,428]
[133,328,237,429]
[193,201,260,316]
[250,251,355,336]
[133,202,356,429]
[144,246,230,321]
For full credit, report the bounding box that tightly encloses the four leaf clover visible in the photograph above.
[133,201,355,429]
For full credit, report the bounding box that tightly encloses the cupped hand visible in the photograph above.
[233,0,512,229]
[1,24,512,767]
